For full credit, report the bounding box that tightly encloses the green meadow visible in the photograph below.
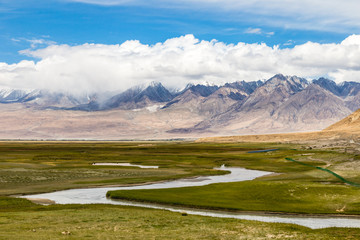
[1,141,360,239]
[1,197,360,240]
[108,180,360,215]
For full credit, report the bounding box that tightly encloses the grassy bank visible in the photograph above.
[1,197,359,240]
[0,141,236,195]
[2,141,360,238]
[108,148,360,215]
[0,142,317,195]
[108,180,360,215]
[2,141,360,213]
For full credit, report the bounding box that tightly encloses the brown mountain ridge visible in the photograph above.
[0,74,360,139]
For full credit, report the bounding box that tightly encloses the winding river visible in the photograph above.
[23,165,360,229]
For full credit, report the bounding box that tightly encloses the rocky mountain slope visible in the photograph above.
[174,74,353,135]
[104,82,174,110]
[0,74,359,139]
[161,81,261,116]
[324,108,360,133]
[199,108,360,145]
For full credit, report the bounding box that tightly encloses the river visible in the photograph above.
[23,164,360,229]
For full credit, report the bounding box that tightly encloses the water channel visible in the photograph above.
[92,162,159,168]
[23,164,360,229]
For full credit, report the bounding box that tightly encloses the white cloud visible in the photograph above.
[26,39,57,49]
[283,40,295,46]
[244,28,274,37]
[69,0,134,5]
[1,34,360,95]
[67,0,360,33]
[10,37,56,49]
[244,28,262,34]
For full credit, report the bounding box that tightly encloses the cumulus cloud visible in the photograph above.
[1,34,360,95]
[68,0,360,32]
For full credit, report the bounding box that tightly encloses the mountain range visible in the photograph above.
[0,74,359,139]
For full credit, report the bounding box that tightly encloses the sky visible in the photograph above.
[1,0,360,94]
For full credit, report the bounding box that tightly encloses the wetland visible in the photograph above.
[1,141,360,239]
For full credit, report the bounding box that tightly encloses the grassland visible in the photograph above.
[1,197,360,240]
[1,141,360,238]
[108,180,360,215]
[108,143,360,215]
[0,141,230,195]
[0,141,334,195]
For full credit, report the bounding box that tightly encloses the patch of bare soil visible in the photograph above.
[26,198,55,205]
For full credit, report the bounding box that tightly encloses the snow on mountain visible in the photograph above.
[1,74,360,137]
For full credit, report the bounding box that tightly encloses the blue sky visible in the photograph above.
[1,0,357,63]
[1,0,360,92]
